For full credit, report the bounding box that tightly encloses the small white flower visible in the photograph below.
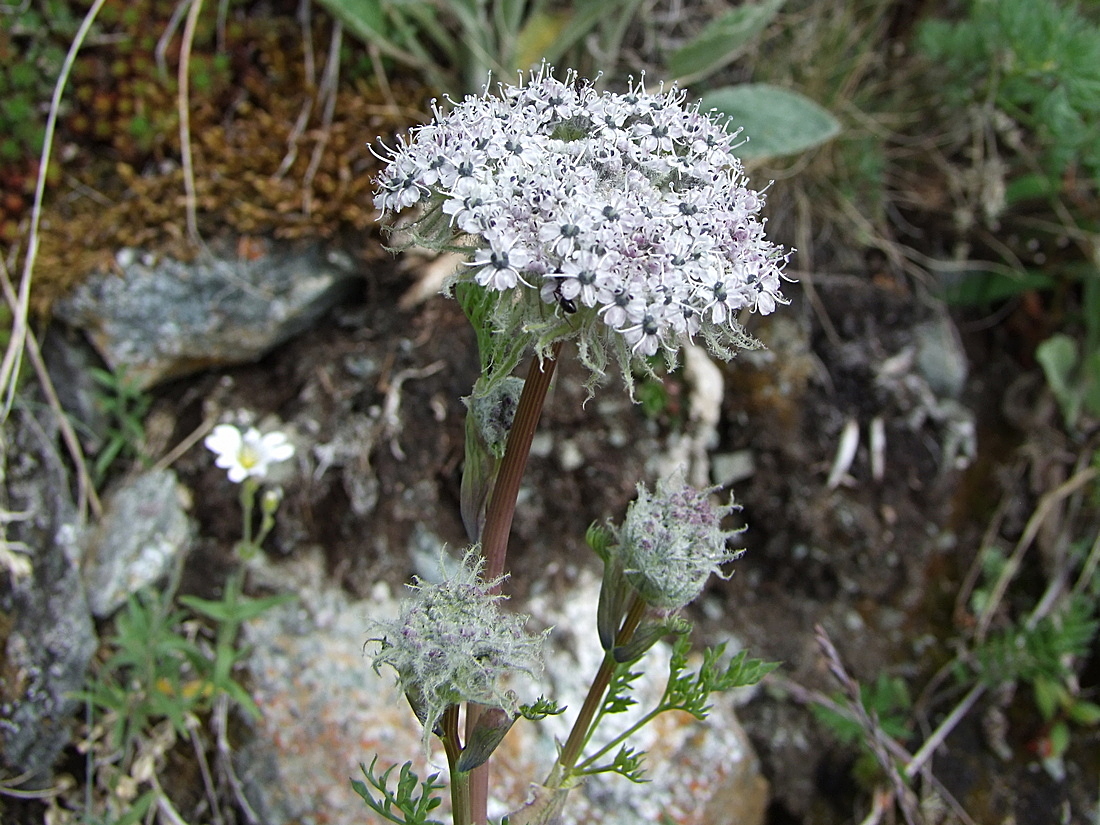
[619,300,671,357]
[537,206,594,258]
[468,229,533,290]
[205,424,294,483]
[553,250,612,308]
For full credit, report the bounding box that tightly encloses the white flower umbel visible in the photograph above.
[205,424,295,483]
[369,550,546,752]
[374,68,792,392]
[617,476,743,610]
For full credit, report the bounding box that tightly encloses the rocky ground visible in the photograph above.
[5,227,1097,823]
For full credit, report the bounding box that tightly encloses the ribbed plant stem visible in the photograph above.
[467,341,562,825]
[480,341,562,584]
[556,594,648,777]
[450,772,472,825]
[442,706,471,825]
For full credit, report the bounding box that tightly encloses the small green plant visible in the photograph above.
[77,574,290,818]
[918,0,1100,183]
[352,757,448,825]
[569,633,779,783]
[317,0,641,95]
[1030,668,1100,768]
[969,590,1099,776]
[1035,270,1100,431]
[953,528,1100,780]
[969,598,1096,691]
[77,423,295,820]
[80,578,292,750]
[812,672,913,787]
[917,1,1100,433]
[177,573,295,716]
[79,586,209,766]
[0,0,77,161]
[90,365,151,485]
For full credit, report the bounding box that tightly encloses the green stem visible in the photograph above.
[451,772,472,825]
[555,594,648,779]
[238,479,255,554]
[215,569,244,687]
[467,341,562,825]
[442,706,471,825]
[574,706,661,774]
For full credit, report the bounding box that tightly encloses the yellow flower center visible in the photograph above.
[238,443,260,469]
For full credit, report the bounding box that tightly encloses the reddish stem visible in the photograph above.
[467,341,562,824]
[555,594,647,777]
[480,341,561,585]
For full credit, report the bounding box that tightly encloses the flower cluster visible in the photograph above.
[374,68,790,386]
[617,476,742,610]
[369,550,546,750]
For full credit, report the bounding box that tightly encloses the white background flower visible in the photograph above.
[205,424,294,483]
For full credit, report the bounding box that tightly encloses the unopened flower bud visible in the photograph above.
[617,475,743,610]
[261,486,283,515]
[368,549,546,751]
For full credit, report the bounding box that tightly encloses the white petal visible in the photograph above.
[261,432,295,462]
[204,424,242,457]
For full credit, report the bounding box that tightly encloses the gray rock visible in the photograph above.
[54,242,359,389]
[711,449,756,486]
[40,325,112,456]
[83,469,194,618]
[0,400,97,788]
[914,313,968,399]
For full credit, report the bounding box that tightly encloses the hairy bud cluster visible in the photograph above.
[374,68,791,392]
[369,550,546,749]
[617,476,743,610]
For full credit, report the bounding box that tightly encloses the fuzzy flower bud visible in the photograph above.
[369,550,546,750]
[616,476,743,610]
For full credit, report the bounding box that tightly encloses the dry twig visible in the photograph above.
[273,0,317,180]
[815,625,923,825]
[301,21,343,216]
[974,465,1099,641]
[213,694,262,824]
[1,0,108,424]
[178,0,205,246]
[0,261,101,519]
